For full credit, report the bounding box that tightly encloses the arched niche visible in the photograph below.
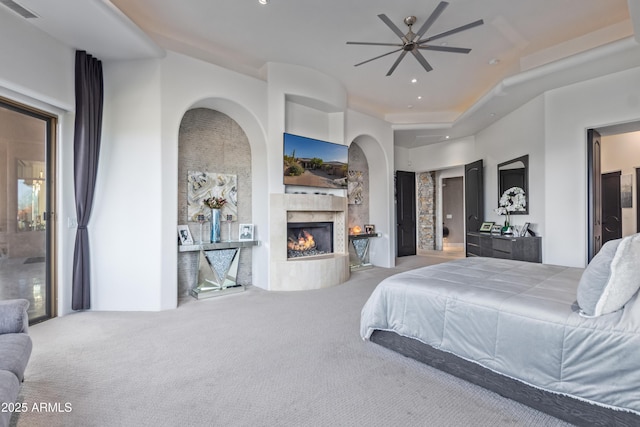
[347,141,370,229]
[175,97,269,295]
[349,134,393,268]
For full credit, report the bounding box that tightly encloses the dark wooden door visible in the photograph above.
[602,171,622,244]
[396,171,416,257]
[587,129,602,260]
[465,160,484,234]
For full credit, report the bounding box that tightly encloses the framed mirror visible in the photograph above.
[497,154,528,215]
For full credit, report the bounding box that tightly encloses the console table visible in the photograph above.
[466,232,541,263]
[348,233,380,271]
[178,240,259,299]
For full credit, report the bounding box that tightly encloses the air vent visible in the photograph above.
[0,0,38,18]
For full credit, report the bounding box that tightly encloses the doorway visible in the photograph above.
[0,98,57,323]
[441,176,464,250]
[396,170,416,257]
[588,124,640,261]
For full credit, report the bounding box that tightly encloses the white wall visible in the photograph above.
[401,66,640,268]
[394,137,476,173]
[0,7,76,316]
[475,95,546,236]
[0,13,400,311]
[11,2,639,311]
[267,62,347,195]
[159,51,269,301]
[92,59,164,310]
[347,110,395,268]
[0,7,74,111]
[545,66,640,267]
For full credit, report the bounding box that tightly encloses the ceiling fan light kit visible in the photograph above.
[347,1,484,76]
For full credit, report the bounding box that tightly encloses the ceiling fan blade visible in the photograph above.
[378,14,407,40]
[423,19,484,43]
[411,50,433,72]
[386,51,408,76]
[354,48,404,67]
[347,41,403,47]
[414,1,449,40]
[418,45,471,54]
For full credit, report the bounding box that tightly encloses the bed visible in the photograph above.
[361,234,640,426]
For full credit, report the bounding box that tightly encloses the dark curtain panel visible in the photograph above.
[72,51,103,310]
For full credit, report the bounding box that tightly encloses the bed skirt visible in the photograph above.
[370,330,640,427]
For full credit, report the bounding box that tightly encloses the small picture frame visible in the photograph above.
[491,224,502,234]
[177,225,194,245]
[479,221,494,232]
[364,224,375,234]
[239,224,254,241]
[520,222,531,237]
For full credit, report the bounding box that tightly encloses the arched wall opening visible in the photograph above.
[350,134,393,268]
[175,98,269,296]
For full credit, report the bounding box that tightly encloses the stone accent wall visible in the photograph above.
[417,171,436,250]
[177,108,252,297]
[347,142,369,230]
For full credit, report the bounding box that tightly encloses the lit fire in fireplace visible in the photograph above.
[287,221,333,258]
[288,230,315,251]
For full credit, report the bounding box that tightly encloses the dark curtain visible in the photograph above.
[72,51,103,310]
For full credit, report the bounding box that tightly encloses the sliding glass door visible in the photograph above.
[0,98,56,323]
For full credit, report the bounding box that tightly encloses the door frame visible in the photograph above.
[1,97,57,321]
[395,170,416,257]
[587,129,601,262]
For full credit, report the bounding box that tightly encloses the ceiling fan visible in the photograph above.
[346,1,483,76]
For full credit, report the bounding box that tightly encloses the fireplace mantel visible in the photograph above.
[269,193,349,291]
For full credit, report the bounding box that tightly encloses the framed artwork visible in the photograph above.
[187,171,238,222]
[479,221,494,232]
[364,224,375,234]
[177,225,194,245]
[239,224,254,241]
[491,224,502,234]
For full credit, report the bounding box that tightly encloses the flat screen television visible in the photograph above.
[283,133,348,189]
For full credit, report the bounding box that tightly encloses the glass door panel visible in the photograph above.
[0,101,54,323]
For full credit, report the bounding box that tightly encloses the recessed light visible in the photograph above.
[258,0,269,4]
[445,136,450,139]
[488,58,500,65]
[417,96,422,100]
[411,78,417,83]
[489,112,496,117]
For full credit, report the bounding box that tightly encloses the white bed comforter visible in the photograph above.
[361,257,640,414]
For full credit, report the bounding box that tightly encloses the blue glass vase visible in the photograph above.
[210,209,221,243]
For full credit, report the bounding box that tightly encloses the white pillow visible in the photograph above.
[577,233,640,317]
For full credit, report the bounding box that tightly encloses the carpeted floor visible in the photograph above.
[12,254,572,427]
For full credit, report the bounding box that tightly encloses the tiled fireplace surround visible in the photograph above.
[269,193,349,291]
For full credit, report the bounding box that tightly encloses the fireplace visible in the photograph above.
[287,222,333,258]
[270,193,349,291]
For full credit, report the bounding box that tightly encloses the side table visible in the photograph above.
[178,240,259,299]
[348,233,380,271]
